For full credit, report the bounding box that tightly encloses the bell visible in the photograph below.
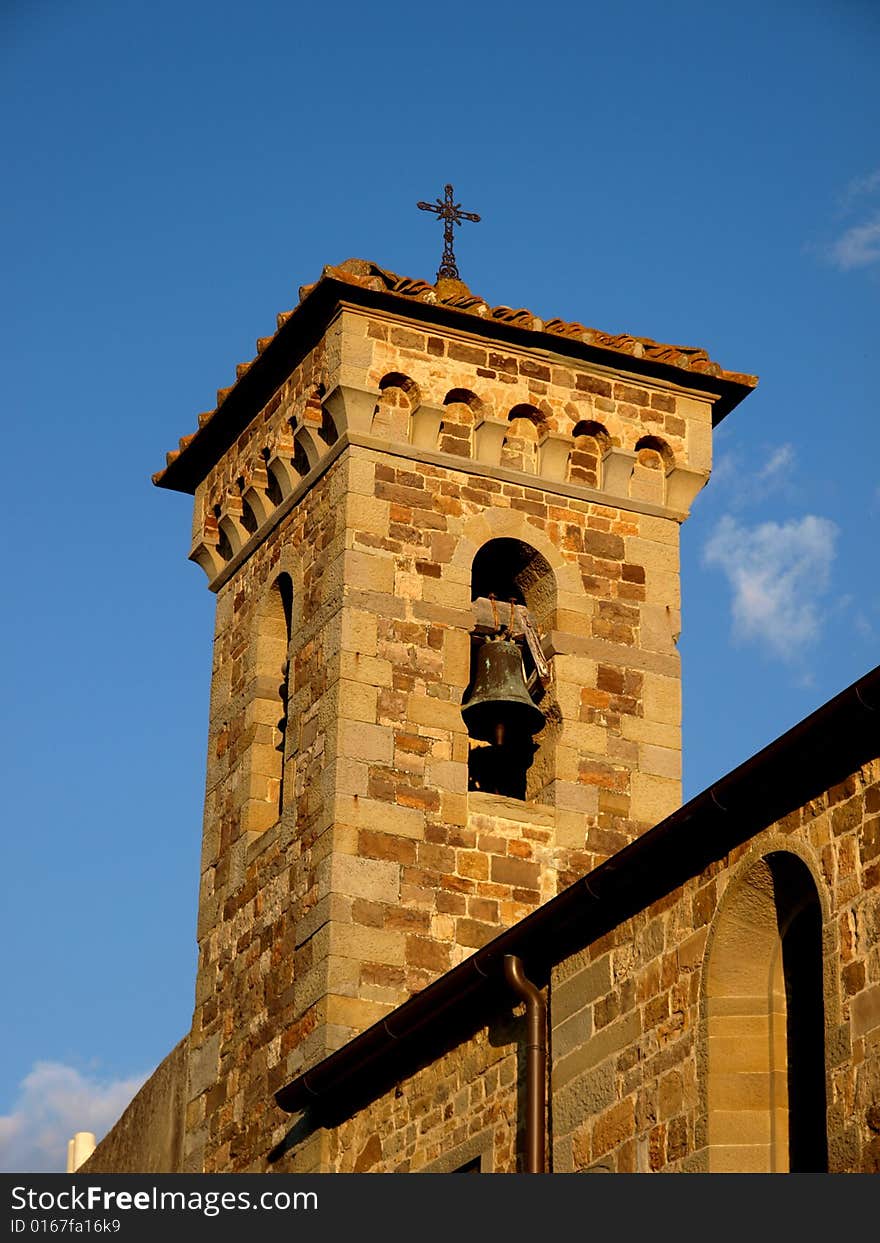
[461,637,545,745]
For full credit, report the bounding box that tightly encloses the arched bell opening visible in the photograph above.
[464,539,559,802]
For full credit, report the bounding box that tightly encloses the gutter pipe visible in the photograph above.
[503,955,546,1174]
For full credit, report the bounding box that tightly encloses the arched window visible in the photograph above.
[464,539,558,801]
[705,852,827,1172]
[256,573,293,819]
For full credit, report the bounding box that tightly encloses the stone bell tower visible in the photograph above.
[155,257,756,1171]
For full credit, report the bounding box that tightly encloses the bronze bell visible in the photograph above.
[461,637,545,746]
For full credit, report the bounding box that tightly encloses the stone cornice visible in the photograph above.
[194,380,709,592]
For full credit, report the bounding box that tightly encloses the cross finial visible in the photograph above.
[417,184,481,283]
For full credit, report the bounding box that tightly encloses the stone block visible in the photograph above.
[325,994,393,1032]
[708,1144,773,1174]
[338,680,379,724]
[407,693,467,733]
[852,985,880,1037]
[637,514,678,545]
[708,1070,786,1111]
[334,923,406,967]
[554,1007,593,1059]
[442,629,471,687]
[641,571,680,616]
[339,650,393,687]
[638,742,681,780]
[553,1010,641,1089]
[325,853,400,904]
[490,855,540,889]
[338,720,393,765]
[346,492,390,537]
[551,781,599,816]
[343,549,395,594]
[334,795,425,838]
[553,955,613,1025]
[552,1061,616,1135]
[641,672,681,727]
[425,758,468,795]
[346,453,377,496]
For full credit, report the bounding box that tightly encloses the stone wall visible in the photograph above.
[178,299,729,1172]
[552,756,880,1173]
[271,756,879,1173]
[81,1038,188,1174]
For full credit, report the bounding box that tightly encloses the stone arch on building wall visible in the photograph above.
[439,388,483,458]
[252,572,294,820]
[502,403,545,474]
[454,508,582,606]
[568,420,610,488]
[464,536,560,803]
[371,372,421,441]
[633,434,674,469]
[470,537,557,630]
[702,849,829,1173]
[631,435,674,505]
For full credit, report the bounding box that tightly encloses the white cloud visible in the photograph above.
[710,450,739,488]
[0,1062,145,1173]
[826,168,880,271]
[854,611,875,640]
[703,514,838,659]
[757,443,794,481]
[710,442,795,508]
[839,168,880,213]
[828,212,880,271]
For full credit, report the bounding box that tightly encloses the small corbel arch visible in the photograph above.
[439,388,483,457]
[634,434,674,471]
[569,420,611,487]
[372,372,421,439]
[507,402,545,432]
[443,387,484,414]
[503,403,545,472]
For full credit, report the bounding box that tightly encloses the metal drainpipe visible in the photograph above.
[504,954,547,1174]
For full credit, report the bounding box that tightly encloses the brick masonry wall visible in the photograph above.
[269,757,879,1173]
[550,756,880,1173]
[177,302,723,1172]
[319,1022,521,1174]
[188,453,349,1171]
[188,438,685,1172]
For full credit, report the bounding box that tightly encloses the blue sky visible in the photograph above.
[1,0,877,1171]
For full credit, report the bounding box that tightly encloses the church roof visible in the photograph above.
[273,662,880,1124]
[153,259,758,494]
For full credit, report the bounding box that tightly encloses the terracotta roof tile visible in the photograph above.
[155,258,757,486]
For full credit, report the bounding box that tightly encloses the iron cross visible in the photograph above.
[417,184,481,282]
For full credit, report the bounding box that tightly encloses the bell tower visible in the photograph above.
[155,257,756,1170]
